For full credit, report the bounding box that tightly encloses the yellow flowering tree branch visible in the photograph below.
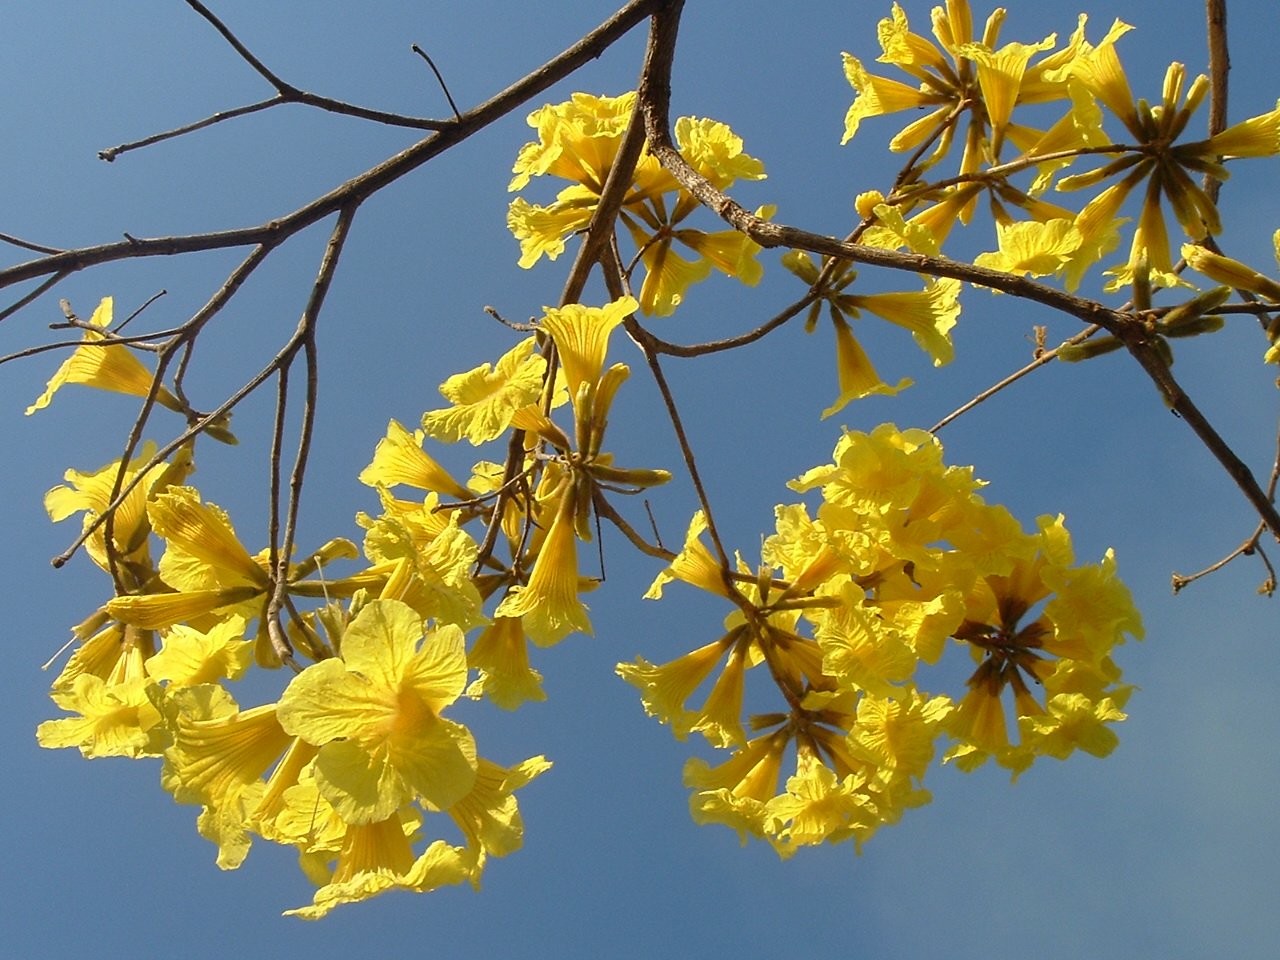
[13,0,1280,919]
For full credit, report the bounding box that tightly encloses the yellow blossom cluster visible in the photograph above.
[508,91,770,315]
[35,286,683,914]
[839,1,1280,305]
[40,0,1280,907]
[619,425,1141,855]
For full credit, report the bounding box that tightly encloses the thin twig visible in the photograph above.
[183,0,449,131]
[264,203,359,666]
[411,44,462,120]
[593,487,676,561]
[0,231,64,255]
[99,97,283,162]
[930,325,1102,433]
[0,271,70,324]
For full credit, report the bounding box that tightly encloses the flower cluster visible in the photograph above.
[620,425,1141,854]
[36,274,686,913]
[33,305,617,916]
[838,2,1280,301]
[48,2,1280,904]
[508,91,770,315]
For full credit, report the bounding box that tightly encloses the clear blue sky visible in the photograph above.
[2,1,1277,957]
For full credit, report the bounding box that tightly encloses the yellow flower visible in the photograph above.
[823,314,912,417]
[507,193,597,268]
[466,616,547,710]
[1181,242,1280,302]
[811,582,917,698]
[285,814,473,919]
[26,297,182,415]
[844,279,962,367]
[1196,98,1280,158]
[844,0,1072,174]
[675,116,766,191]
[276,599,478,824]
[446,756,551,867]
[683,730,789,843]
[49,620,154,691]
[617,634,736,739]
[358,419,471,499]
[145,616,253,688]
[1059,51,1279,291]
[508,93,767,310]
[847,688,953,786]
[764,753,879,858]
[974,218,1084,281]
[688,640,750,748]
[509,92,670,196]
[841,50,935,145]
[643,511,734,601]
[1017,692,1126,760]
[161,686,295,867]
[537,297,636,405]
[943,517,1138,772]
[493,490,592,645]
[358,512,488,631]
[149,486,269,592]
[421,337,550,445]
[44,441,190,579]
[37,673,164,758]
[1067,19,1137,131]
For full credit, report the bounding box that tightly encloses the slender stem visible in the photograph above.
[264,203,359,666]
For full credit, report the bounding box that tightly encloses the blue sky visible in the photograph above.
[2,1,1278,957]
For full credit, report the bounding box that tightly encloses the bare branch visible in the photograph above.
[182,0,448,132]
[2,0,664,295]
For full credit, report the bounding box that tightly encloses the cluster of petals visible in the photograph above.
[507,92,768,315]
[620,424,1142,854]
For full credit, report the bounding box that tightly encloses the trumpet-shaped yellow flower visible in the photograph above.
[466,616,547,710]
[823,314,912,417]
[676,116,766,191]
[277,599,477,824]
[617,633,736,739]
[509,91,670,196]
[150,486,269,592]
[811,582,917,697]
[643,511,734,601]
[26,297,182,416]
[446,755,551,868]
[49,620,153,691]
[359,419,471,500]
[844,0,1073,179]
[845,279,962,367]
[44,441,190,579]
[847,688,953,788]
[684,730,789,843]
[161,686,295,867]
[764,753,879,858]
[537,297,636,403]
[1181,242,1280,302]
[1018,691,1126,760]
[509,93,767,311]
[494,491,592,645]
[361,512,487,631]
